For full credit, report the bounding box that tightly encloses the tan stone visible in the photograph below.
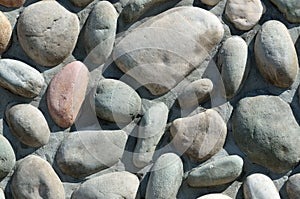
[0,12,11,54]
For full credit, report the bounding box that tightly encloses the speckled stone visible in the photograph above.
[47,61,89,128]
[270,0,300,23]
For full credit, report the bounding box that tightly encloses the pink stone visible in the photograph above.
[47,61,89,128]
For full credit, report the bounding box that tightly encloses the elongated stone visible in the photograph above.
[0,134,15,179]
[0,59,44,98]
[47,61,89,128]
[0,12,12,54]
[133,102,168,168]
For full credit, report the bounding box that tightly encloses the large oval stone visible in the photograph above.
[243,173,280,199]
[187,155,243,187]
[11,155,65,199]
[233,95,300,173]
[95,79,141,123]
[56,130,127,179]
[17,1,80,67]
[114,6,224,95]
[71,171,139,199]
[170,109,227,161]
[47,61,89,128]
[146,153,183,199]
[254,20,298,88]
[85,1,118,64]
[6,104,50,147]
[0,59,44,98]
[0,12,11,54]
[0,134,15,179]
[218,36,248,98]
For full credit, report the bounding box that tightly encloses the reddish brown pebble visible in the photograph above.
[47,61,89,128]
[0,0,25,7]
[0,12,11,54]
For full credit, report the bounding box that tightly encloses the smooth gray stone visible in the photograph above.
[270,0,300,23]
[133,102,168,168]
[0,59,44,98]
[146,153,183,199]
[56,130,128,178]
[233,95,300,173]
[187,155,243,187]
[0,134,15,179]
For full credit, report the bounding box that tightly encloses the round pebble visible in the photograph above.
[47,61,89,128]
[6,104,50,147]
[254,20,298,88]
[17,1,80,67]
[0,134,15,179]
[11,155,65,199]
[225,0,263,30]
[0,12,11,54]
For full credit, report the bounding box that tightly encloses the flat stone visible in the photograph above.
[6,104,50,147]
[254,20,298,88]
[56,130,127,179]
[69,0,93,7]
[200,0,221,6]
[71,171,139,199]
[187,155,243,187]
[225,0,263,30]
[133,102,169,168]
[0,0,25,7]
[178,78,213,108]
[243,173,280,199]
[0,134,15,179]
[121,0,170,23]
[0,59,44,98]
[270,0,300,23]
[11,155,65,199]
[286,174,300,199]
[197,194,232,199]
[95,79,141,123]
[47,61,89,128]
[114,6,224,95]
[17,1,80,67]
[0,189,4,199]
[233,95,300,173]
[170,109,227,161]
[218,36,248,98]
[146,153,183,199]
[0,12,11,54]
[85,1,118,64]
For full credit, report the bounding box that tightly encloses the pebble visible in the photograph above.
[254,20,298,88]
[0,59,44,98]
[69,0,93,7]
[17,1,80,67]
[187,155,243,187]
[11,155,65,199]
[200,0,221,6]
[233,95,300,173]
[225,0,263,30]
[114,6,224,95]
[0,0,25,7]
[243,173,280,199]
[95,79,141,123]
[56,130,127,179]
[133,102,169,168]
[0,189,4,199]
[0,134,15,179]
[85,1,118,64]
[178,78,213,108]
[218,36,248,98]
[197,194,232,199]
[6,104,50,147]
[0,12,11,54]
[146,153,183,199]
[270,0,300,23]
[71,171,139,199]
[47,61,89,128]
[286,173,300,199]
[121,0,169,23]
[170,109,227,161]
